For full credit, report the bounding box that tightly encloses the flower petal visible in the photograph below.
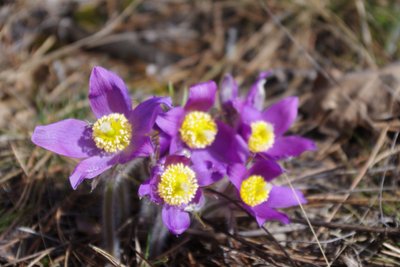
[138,180,152,198]
[162,206,190,235]
[220,74,238,105]
[156,107,185,136]
[118,135,153,163]
[191,149,226,186]
[169,135,185,154]
[240,104,263,125]
[138,171,163,204]
[248,159,283,181]
[69,155,117,189]
[252,204,290,226]
[245,72,271,110]
[31,119,99,158]
[227,164,246,190]
[157,130,172,157]
[262,97,298,135]
[129,96,172,134]
[267,186,307,208]
[164,154,191,167]
[89,66,132,118]
[184,81,217,111]
[209,121,248,164]
[266,136,316,160]
[191,189,205,209]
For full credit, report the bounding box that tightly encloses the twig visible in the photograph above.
[281,173,331,267]
[379,131,399,226]
[259,0,339,88]
[0,0,142,82]
[291,218,400,235]
[89,244,126,267]
[205,188,298,267]
[325,126,388,223]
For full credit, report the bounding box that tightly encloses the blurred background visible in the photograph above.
[0,0,399,266]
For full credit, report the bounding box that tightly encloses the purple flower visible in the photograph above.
[228,160,306,226]
[32,66,170,189]
[139,155,206,235]
[156,81,247,185]
[221,73,316,160]
[220,72,271,116]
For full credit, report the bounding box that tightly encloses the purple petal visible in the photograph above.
[162,206,190,235]
[69,155,117,189]
[209,121,248,164]
[164,154,191,167]
[156,107,185,136]
[266,136,316,160]
[89,66,132,118]
[31,119,99,158]
[184,81,217,112]
[138,177,162,204]
[240,104,263,125]
[245,72,271,110]
[248,159,283,181]
[227,164,246,190]
[169,135,185,154]
[157,130,172,157]
[138,180,152,198]
[191,189,205,208]
[191,149,226,186]
[267,186,307,209]
[139,165,163,203]
[262,97,298,135]
[118,135,153,163]
[220,74,238,104]
[252,204,290,226]
[129,97,172,134]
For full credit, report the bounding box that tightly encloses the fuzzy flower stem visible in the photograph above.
[103,173,119,260]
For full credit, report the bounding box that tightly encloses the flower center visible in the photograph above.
[179,111,217,149]
[240,175,272,207]
[92,113,132,153]
[158,163,198,206]
[248,121,275,153]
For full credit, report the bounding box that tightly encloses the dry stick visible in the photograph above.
[205,188,298,267]
[200,216,276,266]
[309,0,376,68]
[379,131,399,226]
[89,244,127,267]
[259,0,340,88]
[0,0,142,82]
[290,218,400,235]
[325,126,388,223]
[281,173,331,267]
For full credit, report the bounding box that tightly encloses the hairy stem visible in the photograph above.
[103,176,119,259]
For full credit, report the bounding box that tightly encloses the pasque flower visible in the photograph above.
[139,155,207,235]
[220,73,316,160]
[228,160,306,226]
[156,81,247,186]
[32,66,170,189]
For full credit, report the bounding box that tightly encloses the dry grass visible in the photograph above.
[0,0,399,266]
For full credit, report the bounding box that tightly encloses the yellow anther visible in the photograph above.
[179,111,217,149]
[158,163,198,206]
[92,113,132,153]
[240,175,271,207]
[248,121,275,153]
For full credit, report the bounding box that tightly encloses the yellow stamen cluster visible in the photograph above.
[179,111,217,149]
[240,175,272,207]
[92,113,132,153]
[248,121,275,153]
[158,163,198,206]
